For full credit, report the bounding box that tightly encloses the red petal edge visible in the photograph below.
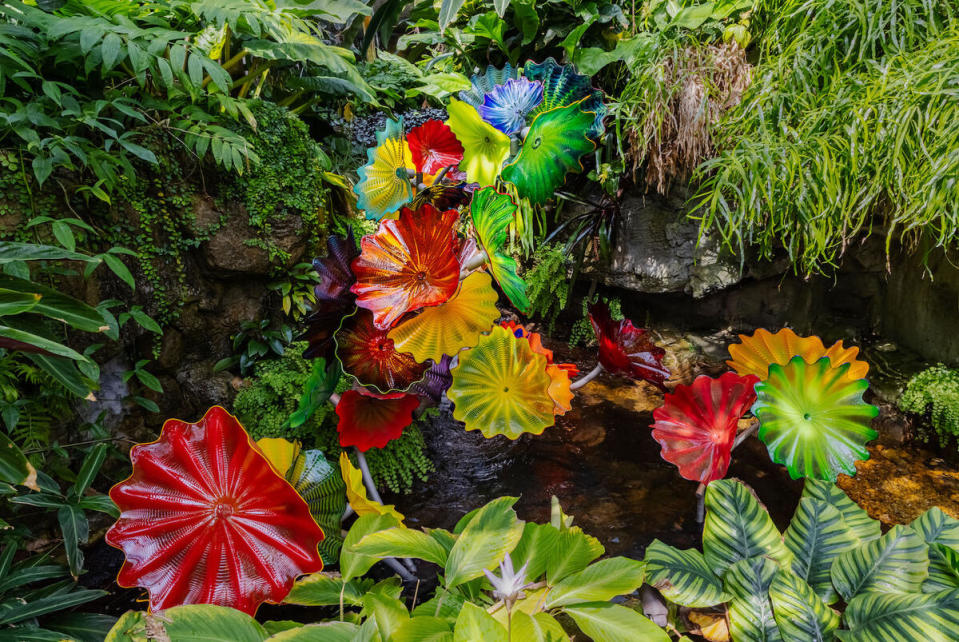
[105,406,324,615]
[336,389,419,452]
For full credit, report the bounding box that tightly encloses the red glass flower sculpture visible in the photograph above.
[407,119,465,175]
[105,406,325,615]
[335,309,429,394]
[350,204,461,330]
[651,372,760,484]
[588,302,669,391]
[335,389,420,452]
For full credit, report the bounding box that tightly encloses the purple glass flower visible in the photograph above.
[478,78,544,136]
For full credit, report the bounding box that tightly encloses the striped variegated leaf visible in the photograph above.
[768,572,839,642]
[924,544,959,593]
[801,480,880,544]
[836,588,959,642]
[911,507,959,549]
[703,480,792,578]
[830,525,929,602]
[784,498,857,604]
[723,556,783,642]
[643,539,729,607]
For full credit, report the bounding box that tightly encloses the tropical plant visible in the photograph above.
[645,478,959,641]
[899,364,959,449]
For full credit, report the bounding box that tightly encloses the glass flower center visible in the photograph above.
[803,412,813,421]
[212,497,236,520]
[415,270,427,281]
[531,136,542,149]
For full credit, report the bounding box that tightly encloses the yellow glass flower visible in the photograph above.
[354,118,414,220]
[446,98,511,187]
[387,271,500,362]
[546,364,574,416]
[339,452,405,522]
[449,325,555,439]
[727,327,869,382]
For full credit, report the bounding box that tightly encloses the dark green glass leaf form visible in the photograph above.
[524,58,606,138]
[753,357,878,481]
[500,101,596,205]
[469,187,529,313]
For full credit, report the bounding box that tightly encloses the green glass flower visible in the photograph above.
[500,100,596,204]
[524,58,606,139]
[446,99,511,187]
[752,356,878,481]
[469,187,529,313]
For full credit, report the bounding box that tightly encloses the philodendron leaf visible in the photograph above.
[830,525,929,602]
[768,572,839,642]
[836,588,959,642]
[562,602,670,642]
[801,480,880,544]
[354,527,449,566]
[444,496,524,588]
[544,557,646,609]
[342,513,402,582]
[545,526,604,584]
[362,592,409,640]
[453,602,507,642]
[644,540,729,607]
[703,479,792,577]
[724,556,783,642]
[510,522,561,581]
[784,497,857,604]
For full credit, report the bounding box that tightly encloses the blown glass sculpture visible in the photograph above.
[354,117,414,220]
[334,309,429,394]
[350,204,461,330]
[588,302,669,391]
[449,325,555,439]
[501,100,597,204]
[300,299,353,363]
[727,327,869,382]
[409,354,453,403]
[478,77,544,135]
[339,452,404,522]
[458,63,518,109]
[752,356,879,481]
[446,99,511,186]
[651,372,760,484]
[524,58,606,138]
[503,321,578,415]
[300,230,358,361]
[105,407,325,615]
[335,389,420,452]
[388,271,500,363]
[470,187,530,312]
[257,438,346,564]
[406,119,464,175]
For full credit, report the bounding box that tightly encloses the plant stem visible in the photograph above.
[570,363,603,390]
[733,418,759,449]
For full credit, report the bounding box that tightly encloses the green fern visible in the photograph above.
[899,364,959,448]
[525,243,570,334]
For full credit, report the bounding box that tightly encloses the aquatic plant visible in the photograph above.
[645,478,959,641]
[106,407,325,615]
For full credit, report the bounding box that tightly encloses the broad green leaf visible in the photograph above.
[510,522,561,581]
[453,602,507,642]
[0,275,108,333]
[392,616,452,642]
[0,589,106,627]
[644,540,729,607]
[26,353,95,399]
[509,611,569,641]
[0,288,39,316]
[354,527,449,566]
[800,483,879,545]
[438,0,466,31]
[268,622,357,640]
[836,588,959,642]
[0,431,38,489]
[362,592,408,640]
[0,243,97,264]
[544,557,645,608]
[74,443,107,495]
[0,325,86,361]
[768,572,839,642]
[104,605,266,641]
[911,507,959,549]
[412,588,466,623]
[785,497,856,603]
[563,602,669,642]
[925,544,959,593]
[703,479,791,577]
[342,513,401,581]
[445,496,524,588]
[58,504,88,578]
[545,527,605,584]
[283,572,372,607]
[724,556,783,642]
[45,612,117,642]
[830,525,929,601]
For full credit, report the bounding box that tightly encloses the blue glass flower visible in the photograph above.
[478,77,544,135]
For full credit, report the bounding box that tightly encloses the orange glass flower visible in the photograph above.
[726,328,869,382]
[106,407,324,615]
[350,204,461,330]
